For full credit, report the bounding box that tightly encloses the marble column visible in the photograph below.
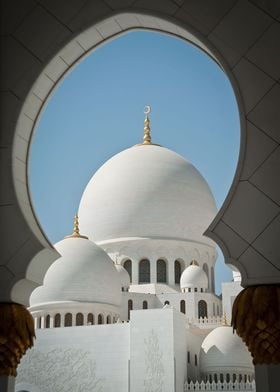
[150,257,157,283]
[168,259,175,285]
[131,259,138,284]
[0,376,15,392]
[255,364,280,392]
[232,285,280,392]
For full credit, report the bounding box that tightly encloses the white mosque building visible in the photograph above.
[16,109,255,392]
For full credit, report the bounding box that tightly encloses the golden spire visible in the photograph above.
[143,105,152,145]
[65,214,88,239]
[222,310,228,326]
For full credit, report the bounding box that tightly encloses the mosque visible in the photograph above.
[15,108,255,392]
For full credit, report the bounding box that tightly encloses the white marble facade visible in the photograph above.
[16,140,255,392]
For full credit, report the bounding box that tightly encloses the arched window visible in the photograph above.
[174,260,181,284]
[37,317,41,329]
[195,354,198,366]
[203,263,209,289]
[214,374,218,383]
[65,313,72,327]
[180,300,186,314]
[198,300,208,318]
[87,313,94,325]
[128,299,133,320]
[143,300,148,309]
[211,266,215,292]
[157,259,167,283]
[76,312,84,326]
[164,300,170,305]
[98,314,103,324]
[217,304,219,316]
[106,315,111,324]
[139,259,150,283]
[45,314,50,328]
[233,374,236,383]
[213,303,216,316]
[54,313,61,327]
[123,259,132,282]
[187,351,190,363]
[226,373,230,383]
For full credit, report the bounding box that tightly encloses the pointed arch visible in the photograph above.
[157,259,167,283]
[203,263,209,289]
[211,266,215,292]
[54,313,61,327]
[180,299,186,314]
[65,313,72,327]
[87,313,94,325]
[198,300,208,318]
[139,259,150,283]
[45,314,50,328]
[76,312,84,326]
[98,314,103,324]
[174,260,182,284]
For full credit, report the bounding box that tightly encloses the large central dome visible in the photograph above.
[78,144,217,245]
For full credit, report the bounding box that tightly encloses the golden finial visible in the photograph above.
[143,105,151,145]
[65,214,88,239]
[222,310,228,326]
[73,214,80,236]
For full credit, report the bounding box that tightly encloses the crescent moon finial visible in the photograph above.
[144,105,151,115]
[143,105,152,145]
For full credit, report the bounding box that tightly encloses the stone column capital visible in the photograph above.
[0,303,35,376]
[232,285,280,364]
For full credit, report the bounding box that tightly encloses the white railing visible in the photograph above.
[184,380,256,391]
[187,316,223,326]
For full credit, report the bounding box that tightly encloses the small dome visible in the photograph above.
[30,237,122,307]
[200,326,254,376]
[180,264,208,290]
[115,264,130,289]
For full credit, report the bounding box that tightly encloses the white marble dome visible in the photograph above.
[30,237,122,306]
[78,145,217,245]
[180,264,208,290]
[115,264,130,290]
[200,326,254,376]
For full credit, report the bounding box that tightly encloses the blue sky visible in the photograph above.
[30,31,240,293]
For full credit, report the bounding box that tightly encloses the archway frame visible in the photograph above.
[3,4,279,305]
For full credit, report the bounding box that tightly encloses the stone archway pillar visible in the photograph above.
[232,285,280,391]
[0,376,15,392]
[255,364,280,392]
[0,303,35,392]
